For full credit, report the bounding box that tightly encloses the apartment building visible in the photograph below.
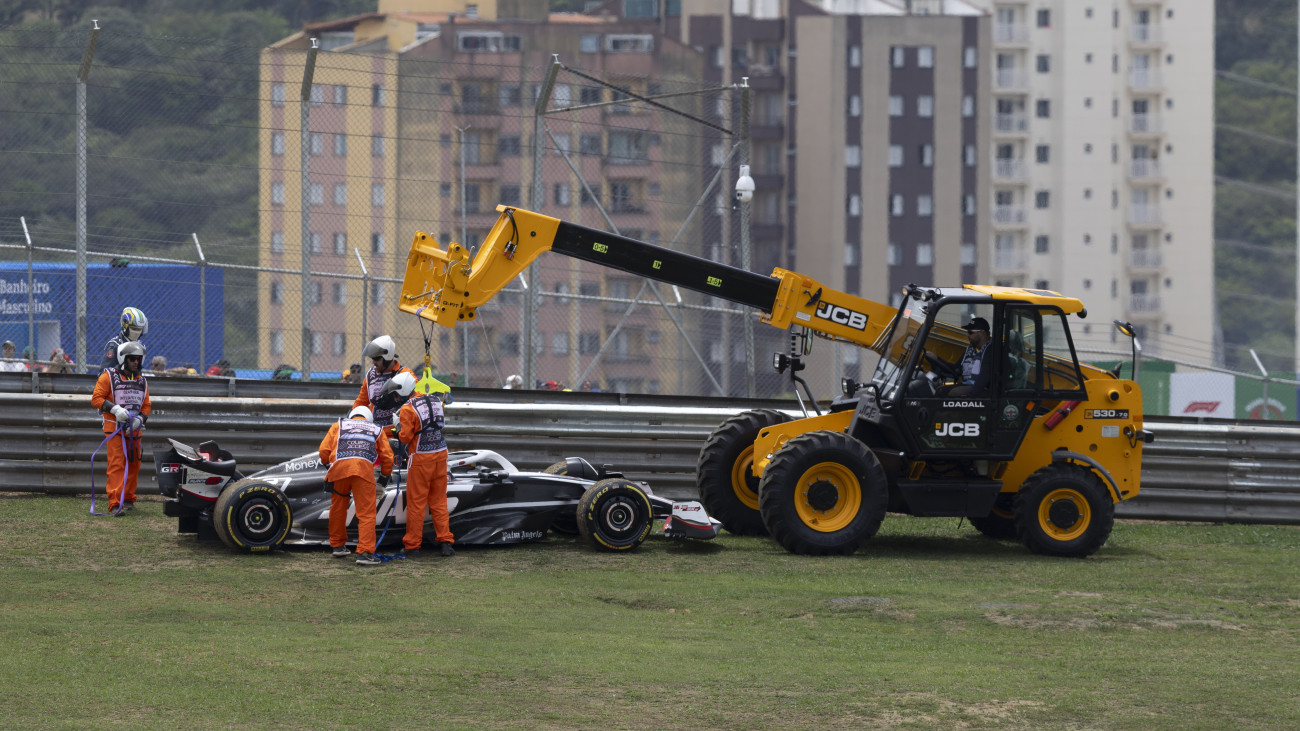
[966,0,1214,361]
[259,0,707,391]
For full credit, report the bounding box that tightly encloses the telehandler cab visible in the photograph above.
[399,206,1153,557]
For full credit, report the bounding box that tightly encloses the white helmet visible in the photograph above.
[504,374,523,389]
[348,405,373,421]
[117,341,146,372]
[362,335,397,363]
[376,371,417,411]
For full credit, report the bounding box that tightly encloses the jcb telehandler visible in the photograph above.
[399,206,1153,557]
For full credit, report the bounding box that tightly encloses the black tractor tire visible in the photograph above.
[542,461,580,535]
[577,479,653,552]
[1013,462,1115,558]
[757,431,888,556]
[696,409,792,536]
[212,480,293,553]
[969,493,1019,541]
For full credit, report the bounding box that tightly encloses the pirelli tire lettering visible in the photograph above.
[577,478,653,551]
[212,481,293,553]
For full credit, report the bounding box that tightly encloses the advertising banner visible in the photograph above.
[1169,372,1235,419]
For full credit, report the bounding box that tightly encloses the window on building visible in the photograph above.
[917,95,934,117]
[333,232,346,255]
[962,95,974,117]
[606,34,654,53]
[1036,144,1050,163]
[308,232,321,254]
[964,195,976,215]
[371,84,385,106]
[1036,54,1050,73]
[1036,8,1050,27]
[888,145,904,167]
[580,134,603,156]
[918,46,934,68]
[889,95,904,116]
[271,83,285,107]
[917,243,934,266]
[1035,190,1050,209]
[964,47,977,68]
[848,194,861,216]
[891,46,906,68]
[578,332,600,354]
[271,331,283,355]
[499,84,521,107]
[371,135,384,157]
[461,182,481,213]
[333,84,347,105]
[499,184,521,206]
[371,233,385,254]
[580,34,600,53]
[1035,235,1049,253]
[581,184,602,206]
[271,133,285,156]
[371,184,385,206]
[919,144,933,167]
[552,332,569,355]
[845,146,861,167]
[271,231,284,253]
[334,133,347,156]
[961,243,977,265]
[965,145,976,166]
[308,183,323,206]
[849,45,861,68]
[887,243,899,266]
[370,282,385,306]
[309,133,323,156]
[890,194,904,217]
[848,95,861,117]
[309,280,322,305]
[917,195,933,216]
[270,280,283,305]
[1036,99,1050,118]
[554,183,572,206]
[439,183,451,198]
[332,332,346,356]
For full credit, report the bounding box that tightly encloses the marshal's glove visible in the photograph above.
[110,404,130,423]
[377,473,391,488]
[128,415,144,434]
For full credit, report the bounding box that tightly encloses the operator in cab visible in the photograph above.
[949,317,994,396]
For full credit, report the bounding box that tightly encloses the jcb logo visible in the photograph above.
[935,422,980,437]
[814,302,868,331]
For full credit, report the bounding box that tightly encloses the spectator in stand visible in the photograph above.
[149,355,168,373]
[205,359,235,378]
[22,346,44,372]
[1,341,25,372]
[341,363,364,384]
[47,348,75,374]
[503,374,523,389]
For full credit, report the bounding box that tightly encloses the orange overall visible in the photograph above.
[318,417,394,555]
[398,395,453,550]
[91,367,151,511]
[354,361,415,435]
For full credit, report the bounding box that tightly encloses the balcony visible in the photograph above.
[746,65,784,91]
[1129,294,1162,313]
[993,23,1030,45]
[1128,204,1162,226]
[993,206,1027,226]
[1130,249,1163,269]
[994,159,1028,181]
[1130,25,1164,45]
[993,250,1027,270]
[1129,69,1163,90]
[1130,114,1162,135]
[455,101,500,116]
[994,114,1029,135]
[1129,159,1163,180]
[995,69,1030,91]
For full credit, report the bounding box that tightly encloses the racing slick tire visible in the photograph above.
[577,479,653,552]
[1013,463,1115,558]
[697,409,791,537]
[542,461,580,535]
[212,480,293,553]
[758,431,888,556]
[969,493,1018,541]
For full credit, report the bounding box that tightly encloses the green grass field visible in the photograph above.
[1,494,1296,730]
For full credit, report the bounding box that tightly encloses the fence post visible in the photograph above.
[192,233,206,373]
[527,57,561,389]
[21,217,34,363]
[738,78,754,398]
[75,20,100,374]
[299,39,319,381]
[354,247,368,357]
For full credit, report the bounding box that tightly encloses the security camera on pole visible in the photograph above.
[736,76,755,396]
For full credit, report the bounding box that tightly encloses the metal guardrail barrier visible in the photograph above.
[2,380,1298,524]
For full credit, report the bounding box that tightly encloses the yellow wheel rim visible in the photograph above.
[793,461,862,533]
[730,445,760,511]
[1037,488,1091,541]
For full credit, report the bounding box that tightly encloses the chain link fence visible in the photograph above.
[3,22,1295,418]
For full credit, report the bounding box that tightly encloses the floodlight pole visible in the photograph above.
[75,20,100,374]
[300,38,319,381]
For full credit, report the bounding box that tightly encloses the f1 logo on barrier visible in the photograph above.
[814,302,868,330]
[935,422,980,437]
[1183,401,1221,414]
